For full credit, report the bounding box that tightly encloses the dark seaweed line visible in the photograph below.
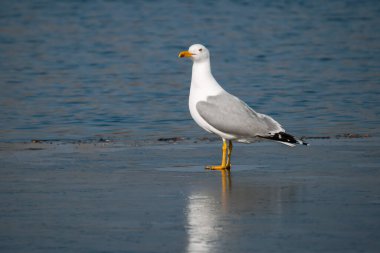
[15,133,371,147]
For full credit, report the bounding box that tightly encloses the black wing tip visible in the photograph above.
[269,132,298,144]
[261,132,309,146]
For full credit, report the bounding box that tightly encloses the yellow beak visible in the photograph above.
[178,51,193,58]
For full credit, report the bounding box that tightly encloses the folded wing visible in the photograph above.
[196,92,284,139]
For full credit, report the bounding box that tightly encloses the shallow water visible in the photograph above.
[1,138,380,253]
[0,0,379,142]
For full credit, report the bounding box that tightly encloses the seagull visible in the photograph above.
[179,44,308,170]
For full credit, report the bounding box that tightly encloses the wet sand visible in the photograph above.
[0,138,379,253]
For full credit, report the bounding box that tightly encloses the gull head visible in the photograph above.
[178,44,210,62]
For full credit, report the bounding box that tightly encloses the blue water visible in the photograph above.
[0,0,379,142]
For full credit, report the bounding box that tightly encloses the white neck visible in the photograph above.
[190,59,224,96]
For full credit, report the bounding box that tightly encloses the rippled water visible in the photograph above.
[0,0,379,142]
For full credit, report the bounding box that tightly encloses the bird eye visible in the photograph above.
[199,48,203,52]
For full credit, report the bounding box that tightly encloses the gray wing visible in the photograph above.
[196,93,284,138]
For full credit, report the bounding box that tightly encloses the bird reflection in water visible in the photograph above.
[186,169,299,253]
[186,170,232,253]
[220,170,231,211]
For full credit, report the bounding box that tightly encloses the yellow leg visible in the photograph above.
[226,140,233,168]
[206,139,230,170]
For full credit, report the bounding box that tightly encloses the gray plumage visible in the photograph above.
[196,92,284,140]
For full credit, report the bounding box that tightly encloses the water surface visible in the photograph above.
[0,0,379,142]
